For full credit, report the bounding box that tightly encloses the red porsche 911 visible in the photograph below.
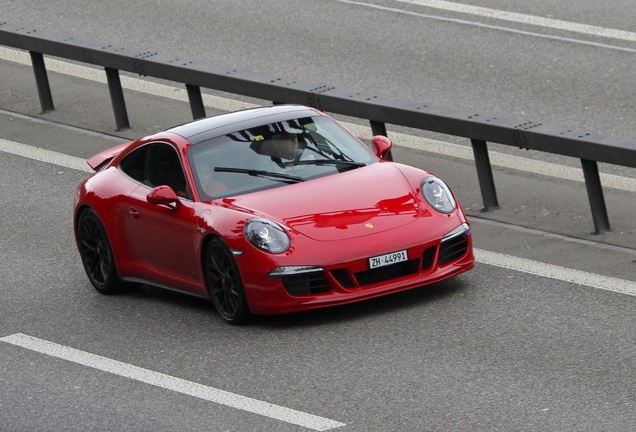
[74,105,474,324]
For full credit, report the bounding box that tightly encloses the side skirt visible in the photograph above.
[121,277,210,299]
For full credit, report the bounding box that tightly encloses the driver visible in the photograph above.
[196,162,228,197]
[271,131,303,160]
[253,126,313,170]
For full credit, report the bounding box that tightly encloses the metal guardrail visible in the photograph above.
[1,22,635,234]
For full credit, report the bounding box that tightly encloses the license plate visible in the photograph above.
[369,250,408,269]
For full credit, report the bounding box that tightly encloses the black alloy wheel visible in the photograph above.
[77,209,124,294]
[205,237,251,324]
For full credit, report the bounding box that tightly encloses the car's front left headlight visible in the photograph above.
[244,218,290,253]
[421,176,456,213]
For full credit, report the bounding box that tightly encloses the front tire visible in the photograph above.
[205,237,251,325]
[77,209,125,294]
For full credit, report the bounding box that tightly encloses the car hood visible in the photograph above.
[226,163,430,241]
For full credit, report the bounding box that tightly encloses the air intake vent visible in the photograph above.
[330,269,355,288]
[438,233,468,265]
[283,273,331,296]
[422,246,437,271]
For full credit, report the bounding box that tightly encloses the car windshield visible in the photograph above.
[188,115,376,200]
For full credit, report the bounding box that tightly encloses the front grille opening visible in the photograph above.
[330,269,355,288]
[283,273,331,296]
[422,246,437,271]
[438,233,468,265]
[354,259,419,287]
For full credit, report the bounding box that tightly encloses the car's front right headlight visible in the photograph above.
[421,176,456,213]
[244,218,290,254]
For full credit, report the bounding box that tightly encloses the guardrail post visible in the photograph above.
[470,139,500,212]
[29,52,54,113]
[186,84,206,119]
[580,159,611,234]
[370,120,393,161]
[104,67,130,131]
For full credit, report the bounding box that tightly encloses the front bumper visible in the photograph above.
[240,224,474,315]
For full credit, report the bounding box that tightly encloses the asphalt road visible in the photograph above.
[1,1,635,430]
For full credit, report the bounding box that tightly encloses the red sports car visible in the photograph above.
[74,105,474,324]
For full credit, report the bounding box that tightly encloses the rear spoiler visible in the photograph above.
[86,141,132,171]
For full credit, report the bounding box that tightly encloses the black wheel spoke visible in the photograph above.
[98,260,108,283]
[209,250,225,272]
[227,289,239,311]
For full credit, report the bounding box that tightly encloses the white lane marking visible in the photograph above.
[0,333,346,431]
[397,0,636,43]
[475,248,636,297]
[2,46,636,192]
[0,107,124,141]
[0,137,92,172]
[335,0,636,54]
[471,216,636,257]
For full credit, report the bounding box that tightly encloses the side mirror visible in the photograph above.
[147,185,181,210]
[371,135,393,160]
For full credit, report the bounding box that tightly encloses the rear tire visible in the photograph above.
[205,237,251,325]
[77,209,125,294]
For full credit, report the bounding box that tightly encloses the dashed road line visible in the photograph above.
[0,136,92,172]
[475,249,636,297]
[396,0,636,43]
[335,0,636,54]
[0,333,346,431]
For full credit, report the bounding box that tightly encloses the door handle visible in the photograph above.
[129,208,140,219]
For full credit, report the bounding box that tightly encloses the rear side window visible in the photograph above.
[119,145,149,182]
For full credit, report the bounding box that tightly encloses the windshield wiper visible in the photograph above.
[214,167,304,183]
[285,159,366,168]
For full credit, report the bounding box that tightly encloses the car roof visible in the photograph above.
[166,105,321,145]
